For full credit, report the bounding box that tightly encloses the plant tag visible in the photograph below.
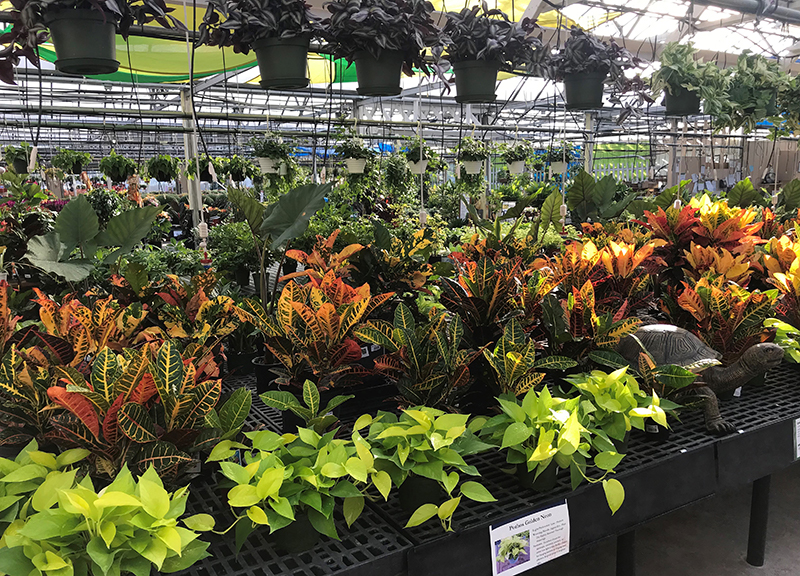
[360,346,369,359]
[733,387,742,398]
[208,162,218,183]
[488,501,569,575]
[28,146,38,172]
[795,418,800,460]
[370,344,381,352]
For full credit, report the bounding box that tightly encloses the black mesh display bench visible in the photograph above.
[187,365,800,576]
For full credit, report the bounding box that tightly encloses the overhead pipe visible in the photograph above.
[689,0,800,26]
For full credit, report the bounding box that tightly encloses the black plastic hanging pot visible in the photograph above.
[12,159,27,174]
[563,71,606,110]
[252,34,310,90]
[664,86,701,116]
[453,60,500,103]
[44,9,119,76]
[69,161,85,174]
[354,49,404,96]
[150,169,174,182]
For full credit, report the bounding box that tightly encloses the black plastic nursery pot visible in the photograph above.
[281,258,298,276]
[233,267,250,287]
[354,50,405,97]
[227,351,258,375]
[199,166,213,182]
[452,60,500,104]
[11,158,27,174]
[269,511,321,553]
[44,9,120,76]
[644,421,671,443]
[253,35,311,90]
[253,357,280,394]
[399,475,445,513]
[563,71,607,110]
[69,161,85,174]
[664,86,701,116]
[516,462,558,493]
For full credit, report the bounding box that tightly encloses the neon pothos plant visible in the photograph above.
[474,386,626,514]
[483,319,577,396]
[360,408,496,532]
[241,273,393,390]
[208,426,392,544]
[354,304,477,409]
[0,466,214,576]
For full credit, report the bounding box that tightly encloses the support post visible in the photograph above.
[746,475,772,567]
[180,88,201,230]
[616,530,635,576]
[583,112,594,174]
[667,118,677,188]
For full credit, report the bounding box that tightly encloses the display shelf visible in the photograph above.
[178,480,412,576]
[201,364,800,576]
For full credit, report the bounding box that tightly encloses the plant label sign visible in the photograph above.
[794,417,800,460]
[489,501,569,576]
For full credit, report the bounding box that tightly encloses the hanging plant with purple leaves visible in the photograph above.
[0,0,185,85]
[322,0,444,77]
[197,0,319,51]
[436,4,549,75]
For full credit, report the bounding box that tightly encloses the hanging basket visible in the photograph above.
[408,159,428,174]
[150,169,175,182]
[252,34,310,90]
[11,159,28,175]
[257,157,278,174]
[508,161,525,175]
[353,50,404,97]
[345,158,367,174]
[664,86,701,116]
[452,60,500,104]
[462,160,483,175]
[563,71,606,110]
[44,9,119,76]
[550,161,568,176]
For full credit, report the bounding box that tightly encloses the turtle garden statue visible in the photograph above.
[617,324,784,435]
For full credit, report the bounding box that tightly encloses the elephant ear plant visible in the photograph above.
[25,194,161,282]
[359,407,496,532]
[0,465,215,576]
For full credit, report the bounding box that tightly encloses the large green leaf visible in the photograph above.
[25,232,94,282]
[535,190,564,239]
[600,191,637,220]
[95,206,162,252]
[782,179,800,211]
[592,175,617,209]
[218,387,252,437]
[228,187,266,236]
[54,196,99,255]
[566,169,596,220]
[727,178,761,208]
[261,183,333,249]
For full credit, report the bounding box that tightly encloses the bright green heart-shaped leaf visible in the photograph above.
[405,503,438,528]
[603,478,625,515]
[460,481,495,503]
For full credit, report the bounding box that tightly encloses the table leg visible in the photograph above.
[746,475,772,567]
